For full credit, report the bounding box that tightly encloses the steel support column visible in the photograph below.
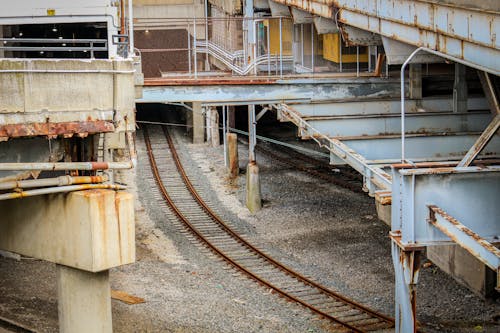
[391,239,422,333]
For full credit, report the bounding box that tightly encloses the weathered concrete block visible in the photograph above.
[427,244,497,298]
[57,265,112,333]
[246,162,262,213]
[0,189,135,272]
[227,133,239,178]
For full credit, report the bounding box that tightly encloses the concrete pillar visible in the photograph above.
[246,162,262,213]
[57,265,112,333]
[192,101,204,144]
[228,106,236,130]
[186,106,193,138]
[205,107,211,143]
[409,63,422,102]
[453,63,468,113]
[210,107,220,147]
[227,133,239,178]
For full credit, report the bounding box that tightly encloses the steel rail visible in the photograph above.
[143,124,394,332]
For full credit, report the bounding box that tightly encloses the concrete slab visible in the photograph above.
[0,189,135,272]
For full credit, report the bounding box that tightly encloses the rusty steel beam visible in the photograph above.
[428,205,500,276]
[457,115,500,167]
[0,121,115,139]
[269,0,500,75]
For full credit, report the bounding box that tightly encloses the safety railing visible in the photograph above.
[134,16,378,78]
[0,38,108,59]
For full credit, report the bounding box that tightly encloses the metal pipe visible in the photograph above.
[339,35,342,72]
[248,105,256,162]
[223,105,227,167]
[301,24,304,67]
[0,161,133,171]
[188,22,192,75]
[120,0,126,35]
[267,22,271,76]
[193,17,198,79]
[0,175,108,191]
[204,0,209,68]
[356,46,359,77]
[128,0,134,55]
[0,184,126,201]
[279,17,283,78]
[311,22,314,73]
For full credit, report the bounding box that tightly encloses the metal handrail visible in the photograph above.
[0,38,108,58]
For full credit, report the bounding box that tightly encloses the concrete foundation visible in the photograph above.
[57,265,112,333]
[245,162,262,213]
[0,190,135,272]
[192,101,204,144]
[377,200,495,297]
[427,245,497,298]
[227,133,239,178]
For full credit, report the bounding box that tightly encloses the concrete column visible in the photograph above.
[246,162,262,213]
[453,63,468,113]
[246,105,261,212]
[192,101,204,144]
[227,133,239,178]
[57,265,112,333]
[210,107,220,147]
[186,106,193,138]
[228,106,236,130]
[409,63,422,103]
[205,107,211,143]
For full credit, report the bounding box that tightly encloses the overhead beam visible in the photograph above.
[332,134,500,162]
[428,205,500,276]
[270,0,500,74]
[300,111,493,138]
[139,78,401,104]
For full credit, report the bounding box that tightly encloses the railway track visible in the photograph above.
[142,124,394,332]
[0,315,37,333]
[238,138,364,193]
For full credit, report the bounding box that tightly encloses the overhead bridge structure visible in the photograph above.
[135,0,499,332]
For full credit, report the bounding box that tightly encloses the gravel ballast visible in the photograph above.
[0,125,498,332]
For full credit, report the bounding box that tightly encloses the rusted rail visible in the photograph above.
[143,124,394,332]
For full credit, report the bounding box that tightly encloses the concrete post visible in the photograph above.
[192,101,204,144]
[246,162,262,213]
[409,64,422,103]
[210,107,220,147]
[453,63,468,113]
[57,265,112,333]
[246,105,261,212]
[228,106,236,130]
[205,107,211,144]
[227,133,239,178]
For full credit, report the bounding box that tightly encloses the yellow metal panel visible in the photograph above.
[269,19,293,56]
[322,33,368,63]
[323,33,340,63]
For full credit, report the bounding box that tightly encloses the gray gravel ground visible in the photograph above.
[0,123,499,333]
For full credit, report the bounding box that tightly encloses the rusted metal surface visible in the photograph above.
[144,124,395,331]
[144,77,278,86]
[0,161,133,171]
[457,114,500,167]
[270,0,500,74]
[428,205,500,272]
[0,121,115,139]
[0,175,108,191]
[0,184,126,201]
